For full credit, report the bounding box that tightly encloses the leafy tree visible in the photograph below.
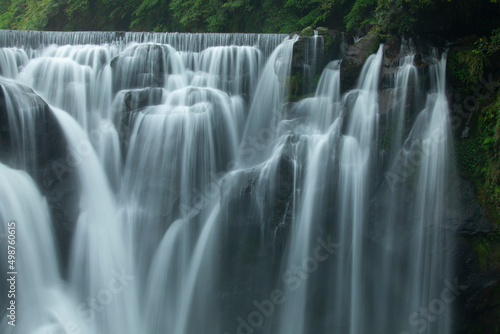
[129,0,172,31]
[344,0,376,31]
[376,0,500,36]
[0,0,498,38]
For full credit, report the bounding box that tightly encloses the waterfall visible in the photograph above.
[0,30,457,334]
[239,35,298,167]
[300,34,324,95]
[0,163,84,334]
[0,77,42,170]
[0,48,28,79]
[395,54,455,334]
[51,107,141,334]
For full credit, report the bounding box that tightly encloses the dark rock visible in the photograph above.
[487,49,500,73]
[378,89,395,115]
[113,87,165,162]
[216,154,296,327]
[111,44,172,93]
[291,35,333,96]
[0,79,79,273]
[380,36,402,86]
[444,176,495,236]
[445,176,500,333]
[340,31,380,92]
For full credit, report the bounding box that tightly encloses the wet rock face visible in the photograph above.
[0,80,79,272]
[0,81,64,182]
[340,31,380,92]
[290,30,348,99]
[113,87,165,161]
[216,154,296,324]
[221,154,295,242]
[111,44,172,92]
[450,178,500,333]
[291,32,346,98]
[290,36,324,97]
[339,35,498,332]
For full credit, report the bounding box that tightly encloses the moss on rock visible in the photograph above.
[300,26,314,37]
[315,27,329,35]
[340,30,380,91]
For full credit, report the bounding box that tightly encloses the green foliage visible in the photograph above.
[448,42,485,96]
[471,236,492,272]
[316,26,329,34]
[280,0,349,31]
[261,2,302,33]
[169,0,209,31]
[376,0,500,36]
[66,0,89,19]
[469,233,500,274]
[457,90,500,222]
[0,0,350,33]
[0,0,498,49]
[288,73,302,99]
[128,0,171,31]
[10,0,63,30]
[474,28,500,57]
[375,0,415,35]
[374,0,451,35]
[301,26,314,36]
[0,0,16,29]
[481,96,500,208]
[344,0,376,31]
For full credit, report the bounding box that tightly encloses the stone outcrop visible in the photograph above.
[0,79,79,272]
[340,31,380,91]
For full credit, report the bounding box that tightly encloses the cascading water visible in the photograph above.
[0,162,84,333]
[52,107,141,334]
[0,30,458,334]
[239,36,298,166]
[0,48,28,79]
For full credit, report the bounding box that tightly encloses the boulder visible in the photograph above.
[300,26,314,37]
[0,78,79,272]
[340,30,380,91]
